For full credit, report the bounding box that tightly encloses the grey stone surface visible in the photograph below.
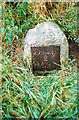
[24,22,69,66]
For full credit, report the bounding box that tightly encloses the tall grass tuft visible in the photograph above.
[2,53,78,119]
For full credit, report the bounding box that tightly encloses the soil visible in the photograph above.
[68,40,79,71]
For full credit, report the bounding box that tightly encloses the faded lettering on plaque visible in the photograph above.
[31,45,60,71]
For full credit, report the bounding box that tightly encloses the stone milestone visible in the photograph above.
[24,22,69,73]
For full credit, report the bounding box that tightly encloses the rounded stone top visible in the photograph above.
[24,22,68,61]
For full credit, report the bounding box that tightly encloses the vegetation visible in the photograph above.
[1,1,78,119]
[1,54,78,119]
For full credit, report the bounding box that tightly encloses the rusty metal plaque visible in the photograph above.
[31,45,60,72]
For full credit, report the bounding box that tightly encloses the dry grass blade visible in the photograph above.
[55,96,66,105]
[12,82,24,93]
[40,105,51,118]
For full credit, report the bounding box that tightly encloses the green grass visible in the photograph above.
[1,54,78,119]
[1,2,78,119]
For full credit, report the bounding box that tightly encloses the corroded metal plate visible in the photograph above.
[31,45,60,72]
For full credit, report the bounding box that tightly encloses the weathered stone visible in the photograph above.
[24,22,69,71]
